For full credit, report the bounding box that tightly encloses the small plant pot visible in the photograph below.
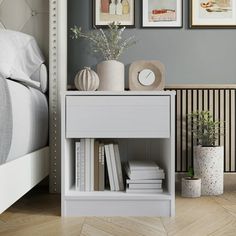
[97,60,125,91]
[181,177,201,198]
[194,146,224,196]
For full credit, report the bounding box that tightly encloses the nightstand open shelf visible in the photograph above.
[61,91,175,217]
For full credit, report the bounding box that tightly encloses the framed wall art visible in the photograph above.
[142,0,183,28]
[93,0,135,27]
[189,0,236,28]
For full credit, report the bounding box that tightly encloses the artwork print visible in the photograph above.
[142,0,182,28]
[94,0,135,27]
[190,0,236,28]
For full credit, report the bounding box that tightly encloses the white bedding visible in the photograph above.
[6,79,48,163]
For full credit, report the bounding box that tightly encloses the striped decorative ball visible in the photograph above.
[74,67,100,91]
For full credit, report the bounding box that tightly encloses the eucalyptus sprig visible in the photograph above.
[71,22,136,61]
[188,110,224,147]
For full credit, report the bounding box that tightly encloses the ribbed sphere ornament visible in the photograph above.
[74,67,100,91]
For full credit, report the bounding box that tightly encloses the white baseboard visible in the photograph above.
[175,173,236,191]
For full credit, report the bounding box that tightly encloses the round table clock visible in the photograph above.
[129,61,165,91]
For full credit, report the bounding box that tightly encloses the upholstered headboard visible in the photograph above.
[0,0,49,61]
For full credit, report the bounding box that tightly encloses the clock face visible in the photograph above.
[138,69,155,86]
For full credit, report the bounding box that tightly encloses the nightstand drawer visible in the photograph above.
[66,96,170,138]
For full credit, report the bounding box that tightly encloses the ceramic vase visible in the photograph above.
[74,67,99,91]
[194,146,224,195]
[97,60,125,91]
[181,177,201,198]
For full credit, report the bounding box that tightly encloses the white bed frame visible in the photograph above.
[0,0,53,213]
[0,148,49,213]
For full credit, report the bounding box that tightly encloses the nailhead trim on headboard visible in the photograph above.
[49,0,59,193]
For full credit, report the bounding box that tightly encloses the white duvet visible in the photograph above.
[6,79,48,162]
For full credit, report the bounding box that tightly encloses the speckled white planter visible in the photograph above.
[97,60,125,91]
[181,177,201,198]
[194,146,224,196]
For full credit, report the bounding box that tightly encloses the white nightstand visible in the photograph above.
[61,91,176,217]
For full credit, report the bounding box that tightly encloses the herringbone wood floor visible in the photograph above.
[1,188,236,236]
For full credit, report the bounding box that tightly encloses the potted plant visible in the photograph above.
[71,22,136,91]
[181,167,201,198]
[189,110,225,195]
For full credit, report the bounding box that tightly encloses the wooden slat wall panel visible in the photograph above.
[166,87,236,173]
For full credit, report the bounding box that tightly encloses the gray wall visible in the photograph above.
[68,0,236,87]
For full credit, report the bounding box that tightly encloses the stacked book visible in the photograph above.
[75,140,124,192]
[125,161,165,194]
[75,139,105,191]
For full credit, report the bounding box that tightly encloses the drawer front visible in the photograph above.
[66,96,170,138]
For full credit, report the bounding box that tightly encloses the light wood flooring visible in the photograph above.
[1,188,236,236]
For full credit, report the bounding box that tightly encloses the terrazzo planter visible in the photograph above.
[97,60,125,91]
[181,177,201,198]
[194,146,224,196]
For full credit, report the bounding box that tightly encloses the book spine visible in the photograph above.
[109,144,119,191]
[105,144,115,191]
[80,139,85,191]
[127,171,165,180]
[126,188,163,194]
[126,179,162,184]
[128,183,162,189]
[101,144,105,191]
[114,144,124,191]
[90,139,94,191]
[85,139,90,191]
[94,141,99,191]
[75,142,78,190]
[98,144,104,191]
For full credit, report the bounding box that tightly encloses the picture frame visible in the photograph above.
[189,0,236,29]
[142,0,183,28]
[93,0,135,28]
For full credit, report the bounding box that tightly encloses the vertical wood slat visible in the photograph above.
[181,90,187,172]
[231,91,235,171]
[167,87,236,173]
[176,90,182,172]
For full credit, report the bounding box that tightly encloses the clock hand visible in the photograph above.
[146,71,152,79]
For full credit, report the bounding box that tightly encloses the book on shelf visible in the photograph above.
[85,138,91,191]
[80,139,85,191]
[75,140,124,192]
[90,138,95,191]
[104,144,124,191]
[128,160,160,171]
[104,144,115,191]
[75,141,79,190]
[126,179,162,184]
[94,141,99,191]
[125,165,165,180]
[114,144,124,191]
[127,183,162,189]
[126,188,163,194]
[109,144,119,191]
[98,143,105,191]
[75,138,102,192]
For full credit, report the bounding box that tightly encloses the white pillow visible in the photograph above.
[30,64,48,93]
[0,29,44,88]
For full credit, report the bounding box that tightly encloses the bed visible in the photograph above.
[0,1,50,213]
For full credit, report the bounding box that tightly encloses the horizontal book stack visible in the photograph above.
[125,161,165,194]
[75,140,124,192]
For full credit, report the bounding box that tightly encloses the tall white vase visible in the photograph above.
[97,60,125,91]
[194,146,224,195]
